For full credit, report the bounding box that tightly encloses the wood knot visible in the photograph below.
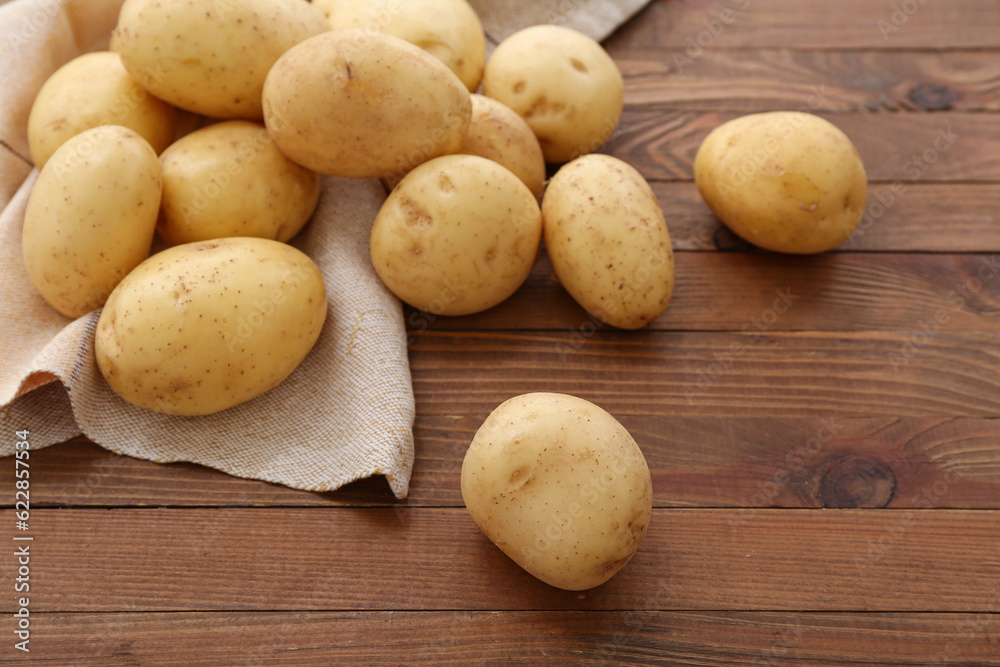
[821,455,896,508]
[908,83,956,111]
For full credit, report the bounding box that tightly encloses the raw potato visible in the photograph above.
[543,154,675,329]
[694,111,869,254]
[461,392,653,591]
[369,155,541,316]
[483,25,624,164]
[263,30,471,178]
[158,120,321,245]
[314,0,485,92]
[458,95,546,199]
[22,126,161,319]
[113,0,329,119]
[27,51,175,168]
[95,238,327,416]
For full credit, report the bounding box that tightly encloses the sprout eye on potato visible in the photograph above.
[461,392,653,591]
[694,111,869,254]
[483,25,624,164]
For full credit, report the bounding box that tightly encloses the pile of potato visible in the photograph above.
[22,0,869,590]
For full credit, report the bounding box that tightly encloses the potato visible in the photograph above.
[694,111,869,254]
[314,0,485,92]
[458,95,546,199]
[461,392,653,591]
[543,154,675,329]
[263,30,471,178]
[112,0,329,119]
[158,120,321,245]
[27,51,175,168]
[95,237,327,416]
[22,126,161,319]
[483,25,624,164]
[369,155,541,316]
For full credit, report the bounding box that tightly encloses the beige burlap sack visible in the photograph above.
[0,0,647,498]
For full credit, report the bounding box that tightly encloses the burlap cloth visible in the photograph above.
[0,0,648,498]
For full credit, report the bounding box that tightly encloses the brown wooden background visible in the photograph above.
[4,0,1000,663]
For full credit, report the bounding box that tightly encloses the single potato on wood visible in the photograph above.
[27,51,175,168]
[314,0,486,92]
[263,30,471,178]
[694,111,868,254]
[22,126,161,319]
[483,25,624,164]
[158,120,321,245]
[95,238,327,416]
[113,0,329,119]
[543,154,675,329]
[461,392,653,591]
[370,155,541,316]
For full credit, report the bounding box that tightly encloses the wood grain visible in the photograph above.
[6,508,999,613]
[12,417,1000,510]
[606,110,997,183]
[409,331,1000,418]
[609,0,1000,50]
[23,611,1000,665]
[615,48,1000,113]
[405,252,1000,332]
[652,182,1000,252]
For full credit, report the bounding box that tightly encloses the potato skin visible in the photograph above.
[113,0,329,119]
[458,95,546,199]
[483,25,624,164]
[158,120,321,245]
[95,238,327,416]
[27,51,175,168]
[370,155,541,315]
[263,29,471,178]
[23,126,161,319]
[461,392,653,591]
[542,154,675,330]
[314,0,485,92]
[694,111,868,254]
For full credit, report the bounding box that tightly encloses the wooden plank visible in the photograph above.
[637,417,1000,510]
[651,182,1000,253]
[615,48,1000,113]
[25,611,1000,665]
[405,252,1000,333]
[409,331,1000,418]
[608,0,1000,50]
[606,110,996,183]
[12,417,999,510]
[6,508,999,612]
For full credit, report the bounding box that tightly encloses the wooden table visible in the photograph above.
[6,0,1000,663]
